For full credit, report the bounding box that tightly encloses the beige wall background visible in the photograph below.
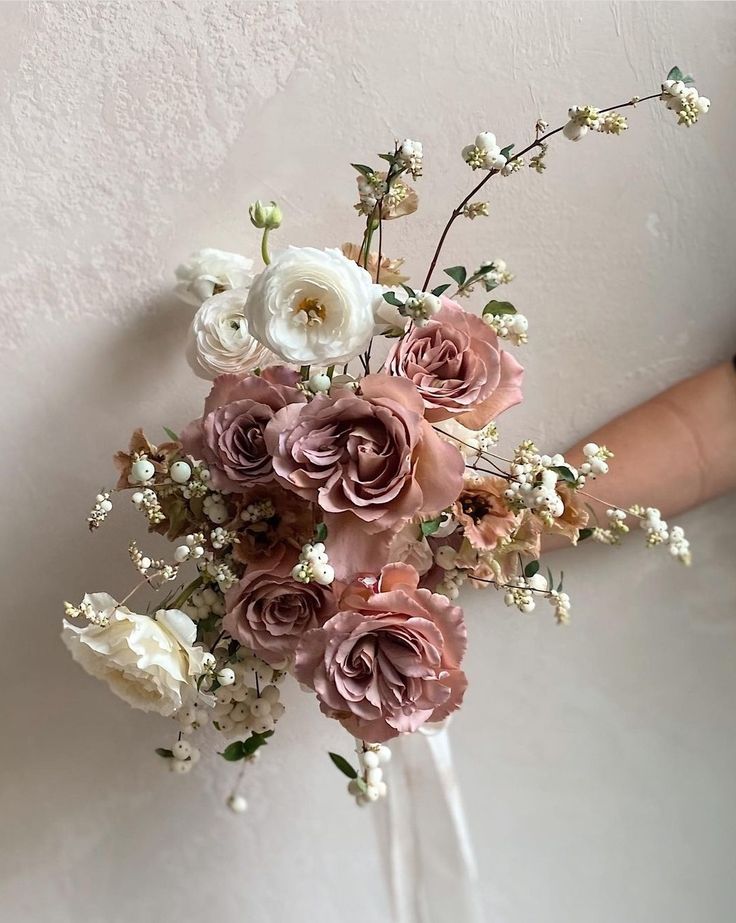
[1,2,735,921]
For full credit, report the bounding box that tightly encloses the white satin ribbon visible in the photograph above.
[374,724,485,923]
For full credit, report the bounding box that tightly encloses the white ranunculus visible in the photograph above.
[175,248,254,306]
[62,594,207,717]
[187,288,275,380]
[245,247,379,365]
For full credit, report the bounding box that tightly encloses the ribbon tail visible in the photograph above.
[374,725,486,923]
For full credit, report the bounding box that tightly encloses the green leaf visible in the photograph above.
[401,284,416,299]
[163,426,179,442]
[328,752,358,780]
[444,265,467,286]
[431,283,451,297]
[551,465,577,484]
[351,163,375,178]
[220,741,246,761]
[382,291,404,307]
[155,748,174,759]
[482,300,516,317]
[241,730,274,758]
[524,560,540,579]
[420,516,443,537]
[682,73,696,86]
[557,571,565,593]
[666,66,684,82]
[314,522,328,543]
[578,528,593,542]
[500,143,515,159]
[377,152,395,163]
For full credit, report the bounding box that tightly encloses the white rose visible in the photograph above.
[62,594,207,717]
[175,248,254,306]
[187,288,275,380]
[245,247,378,365]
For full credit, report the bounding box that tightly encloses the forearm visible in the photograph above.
[546,361,736,549]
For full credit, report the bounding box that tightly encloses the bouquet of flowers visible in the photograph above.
[62,68,707,813]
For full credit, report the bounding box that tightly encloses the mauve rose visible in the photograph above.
[384,298,524,429]
[294,563,467,742]
[224,552,337,666]
[264,374,464,578]
[181,366,306,493]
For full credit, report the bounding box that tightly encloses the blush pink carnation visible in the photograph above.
[181,366,306,493]
[383,298,524,428]
[294,563,467,742]
[263,374,465,579]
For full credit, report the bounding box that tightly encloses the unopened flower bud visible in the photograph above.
[249,200,283,230]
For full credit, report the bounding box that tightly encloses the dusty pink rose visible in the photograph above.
[264,374,465,579]
[224,551,337,666]
[294,563,467,742]
[384,298,524,428]
[181,366,306,493]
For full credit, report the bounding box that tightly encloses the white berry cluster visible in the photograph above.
[355,172,414,217]
[182,584,226,622]
[579,442,613,480]
[562,105,602,141]
[174,532,205,564]
[291,541,335,586]
[434,549,468,600]
[462,201,490,220]
[167,737,202,775]
[660,80,710,126]
[590,508,630,546]
[128,455,156,485]
[203,492,229,524]
[501,157,524,176]
[128,540,177,581]
[462,132,508,171]
[200,556,238,591]
[240,498,276,524]
[484,311,529,345]
[503,579,538,613]
[177,701,209,736]
[398,290,442,327]
[212,654,286,738]
[504,447,575,524]
[631,506,691,564]
[349,744,391,806]
[181,463,211,499]
[397,138,423,178]
[87,491,113,530]
[480,258,514,290]
[131,487,165,525]
[210,526,237,550]
[64,598,110,627]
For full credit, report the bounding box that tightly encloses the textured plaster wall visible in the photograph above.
[1,2,735,922]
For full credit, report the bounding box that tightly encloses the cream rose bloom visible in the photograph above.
[245,247,378,365]
[62,594,207,716]
[187,288,275,380]
[175,248,254,306]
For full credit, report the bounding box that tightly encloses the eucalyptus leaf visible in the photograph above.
[551,465,577,484]
[328,752,358,780]
[482,299,516,317]
[220,741,246,761]
[241,730,274,758]
[444,265,467,286]
[382,291,404,307]
[350,163,375,178]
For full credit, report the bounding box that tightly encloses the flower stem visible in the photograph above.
[421,90,663,290]
[261,228,271,265]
